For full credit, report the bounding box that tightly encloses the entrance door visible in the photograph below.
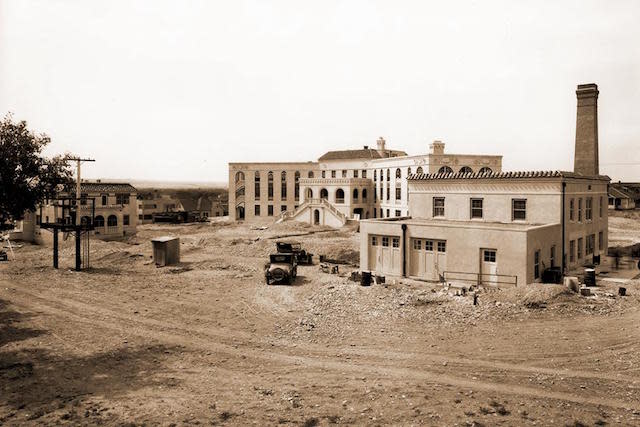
[434,240,447,281]
[424,240,436,280]
[481,249,497,285]
[236,205,245,220]
[368,235,379,272]
[313,209,320,225]
[410,238,424,277]
[381,236,391,273]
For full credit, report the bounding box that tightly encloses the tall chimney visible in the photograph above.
[376,137,386,152]
[574,83,599,176]
[429,140,445,155]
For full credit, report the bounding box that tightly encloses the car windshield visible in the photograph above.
[270,254,292,263]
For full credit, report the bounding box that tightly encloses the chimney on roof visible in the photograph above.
[574,83,599,176]
[363,145,369,149]
[429,140,445,155]
[376,137,386,152]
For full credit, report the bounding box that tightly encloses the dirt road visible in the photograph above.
[2,221,639,425]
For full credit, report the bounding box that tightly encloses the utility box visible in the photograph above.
[151,236,180,266]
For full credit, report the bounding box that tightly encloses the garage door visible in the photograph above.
[369,234,401,275]
[410,238,447,281]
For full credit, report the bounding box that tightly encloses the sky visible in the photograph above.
[1,0,639,184]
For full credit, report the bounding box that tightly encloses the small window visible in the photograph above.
[395,168,401,179]
[268,205,274,216]
[392,237,400,248]
[123,215,130,226]
[382,236,389,247]
[374,170,377,181]
[425,240,434,251]
[395,210,401,217]
[321,170,326,178]
[101,194,108,205]
[437,241,446,252]
[308,171,314,178]
[386,209,390,217]
[371,236,378,246]
[353,170,358,178]
[254,205,260,216]
[433,197,445,217]
[395,187,401,200]
[413,239,422,250]
[342,170,347,178]
[534,250,540,279]
[470,198,483,219]
[331,170,336,178]
[483,250,496,262]
[512,199,526,220]
[362,170,367,178]
[281,205,287,212]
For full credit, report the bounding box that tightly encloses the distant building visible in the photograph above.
[360,83,609,285]
[608,183,639,210]
[228,137,502,226]
[137,191,182,224]
[12,182,138,243]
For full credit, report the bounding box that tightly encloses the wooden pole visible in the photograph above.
[53,228,59,269]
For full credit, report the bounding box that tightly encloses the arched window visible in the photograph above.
[336,189,345,203]
[353,189,359,201]
[254,171,260,200]
[94,215,104,227]
[267,172,274,200]
[306,188,313,199]
[362,189,367,201]
[374,170,377,181]
[281,171,287,200]
[294,171,300,200]
[81,216,91,225]
[438,166,453,174]
[321,170,326,178]
[235,171,245,183]
[407,167,412,176]
[320,188,328,199]
[107,215,117,226]
[395,168,401,179]
[459,166,473,174]
[308,171,314,178]
[479,167,493,174]
[416,167,423,174]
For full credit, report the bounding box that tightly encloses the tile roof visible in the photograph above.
[609,186,636,199]
[69,183,138,193]
[407,170,610,181]
[318,148,407,161]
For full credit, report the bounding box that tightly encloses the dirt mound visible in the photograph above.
[499,284,577,307]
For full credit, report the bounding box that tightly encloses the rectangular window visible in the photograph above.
[586,197,593,221]
[483,250,496,262]
[578,237,583,259]
[395,187,401,200]
[437,241,446,253]
[413,239,421,250]
[341,170,347,178]
[331,170,336,178]
[281,205,287,212]
[570,240,575,263]
[268,205,273,216]
[534,250,540,279]
[254,205,260,216]
[116,194,130,205]
[80,193,88,205]
[578,198,582,222]
[433,197,445,217]
[425,240,434,251]
[599,196,603,217]
[569,198,575,221]
[138,214,143,220]
[123,215,130,226]
[281,183,287,201]
[254,184,260,201]
[470,198,483,219]
[386,184,390,200]
[321,170,326,178]
[395,210,401,217]
[598,231,603,251]
[586,234,595,255]
[362,170,367,178]
[36,215,41,225]
[386,209,390,218]
[392,237,400,248]
[382,236,389,247]
[512,199,526,220]
[379,185,383,200]
[550,245,555,267]
[102,194,108,205]
[371,236,378,246]
[353,170,358,178]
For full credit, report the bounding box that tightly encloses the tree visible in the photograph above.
[0,114,73,223]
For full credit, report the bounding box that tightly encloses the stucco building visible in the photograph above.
[228,138,502,226]
[360,83,609,285]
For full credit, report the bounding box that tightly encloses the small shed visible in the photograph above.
[151,236,180,266]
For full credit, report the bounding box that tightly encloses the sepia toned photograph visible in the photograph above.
[1,1,640,425]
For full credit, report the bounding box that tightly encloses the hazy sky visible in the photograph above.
[1,1,639,183]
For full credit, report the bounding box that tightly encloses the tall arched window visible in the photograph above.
[353,189,359,201]
[336,189,345,203]
[407,167,412,176]
[235,171,245,183]
[386,169,390,181]
[94,215,104,227]
[416,166,423,174]
[395,168,401,179]
[254,171,260,200]
[267,171,274,200]
[107,215,117,226]
[294,171,300,200]
[281,171,287,200]
[362,189,367,201]
[459,166,473,174]
[308,171,314,178]
[438,166,453,174]
[320,188,328,199]
[479,167,492,174]
[306,188,313,199]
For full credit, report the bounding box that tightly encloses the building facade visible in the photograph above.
[229,138,502,226]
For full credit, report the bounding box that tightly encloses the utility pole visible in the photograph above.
[66,156,95,271]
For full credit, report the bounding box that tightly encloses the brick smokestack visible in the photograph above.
[574,83,599,176]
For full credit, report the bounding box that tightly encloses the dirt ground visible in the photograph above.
[2,217,640,426]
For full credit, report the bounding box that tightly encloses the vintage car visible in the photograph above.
[265,253,297,285]
[276,241,313,265]
[0,250,7,262]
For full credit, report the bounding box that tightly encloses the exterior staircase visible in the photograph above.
[276,198,348,227]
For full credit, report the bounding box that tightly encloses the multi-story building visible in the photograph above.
[229,138,502,226]
[137,192,182,224]
[12,182,139,243]
[359,83,609,285]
